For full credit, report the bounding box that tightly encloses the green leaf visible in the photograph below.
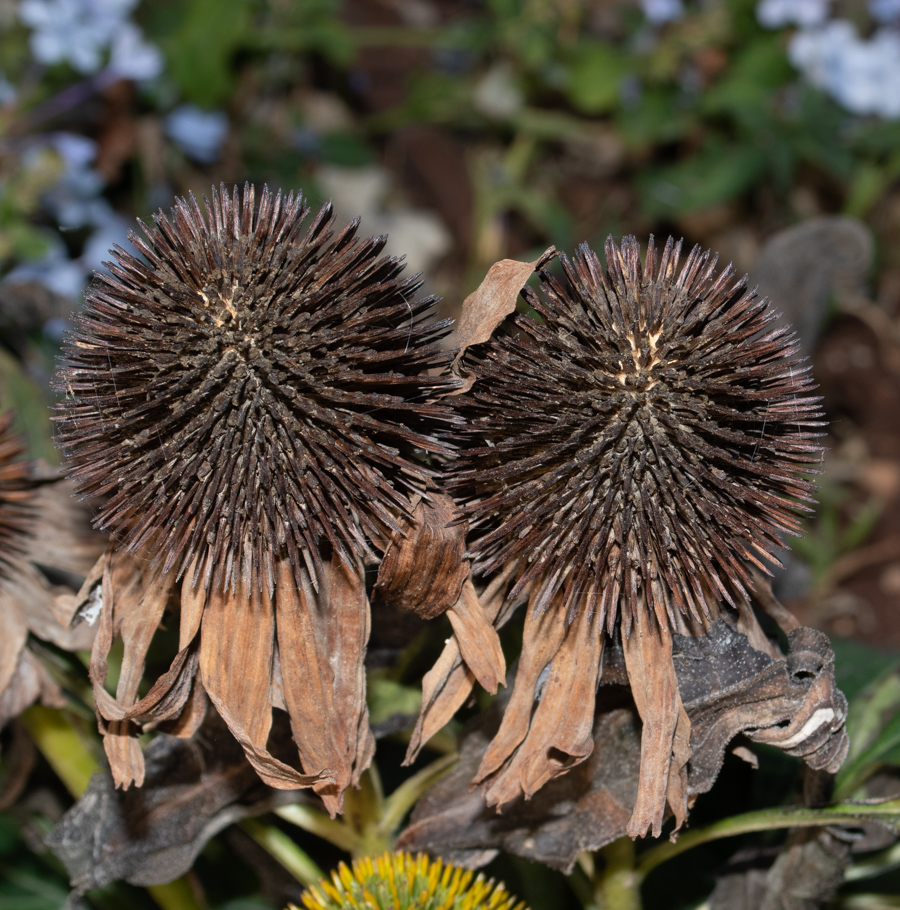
[836,666,900,799]
[160,0,253,107]
[638,139,765,216]
[566,43,627,114]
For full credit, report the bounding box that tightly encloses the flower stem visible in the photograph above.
[638,800,900,877]
[594,838,642,910]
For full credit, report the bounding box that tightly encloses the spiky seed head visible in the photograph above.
[449,236,824,634]
[55,184,455,594]
[0,413,32,580]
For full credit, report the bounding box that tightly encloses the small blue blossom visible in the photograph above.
[757,0,830,27]
[19,0,160,81]
[789,20,900,118]
[870,0,900,22]
[640,0,684,23]
[164,105,229,163]
[108,22,163,81]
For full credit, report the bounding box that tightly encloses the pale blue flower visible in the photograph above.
[165,105,229,163]
[757,0,830,27]
[640,0,684,23]
[870,0,900,22]
[789,20,900,118]
[108,22,163,81]
[19,0,160,81]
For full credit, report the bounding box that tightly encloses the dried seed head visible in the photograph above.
[449,236,825,634]
[0,413,32,580]
[55,184,454,594]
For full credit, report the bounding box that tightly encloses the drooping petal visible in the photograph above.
[275,553,373,814]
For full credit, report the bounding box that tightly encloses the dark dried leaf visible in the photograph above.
[400,622,848,872]
[46,711,308,891]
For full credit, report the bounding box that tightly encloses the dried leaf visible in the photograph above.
[46,710,308,891]
[622,614,691,839]
[200,569,329,793]
[474,597,568,786]
[276,553,372,815]
[451,248,556,392]
[88,548,175,788]
[400,620,849,872]
[0,648,64,730]
[446,578,506,695]
[374,493,468,619]
[0,594,28,698]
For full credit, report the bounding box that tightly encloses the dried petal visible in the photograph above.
[276,553,372,814]
[374,493,468,619]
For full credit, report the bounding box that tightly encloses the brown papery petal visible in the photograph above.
[622,608,691,839]
[446,578,506,695]
[474,595,569,786]
[405,561,521,765]
[199,574,328,791]
[450,247,557,393]
[481,599,604,808]
[276,553,373,816]
[89,547,175,788]
[374,493,468,620]
[0,597,28,697]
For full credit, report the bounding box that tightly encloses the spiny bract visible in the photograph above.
[55,184,455,594]
[449,235,824,634]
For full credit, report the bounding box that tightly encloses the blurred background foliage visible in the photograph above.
[3,0,900,907]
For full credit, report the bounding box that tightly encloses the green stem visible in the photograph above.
[19,705,98,798]
[380,753,458,837]
[638,800,900,877]
[275,804,363,855]
[594,838,642,910]
[241,820,324,887]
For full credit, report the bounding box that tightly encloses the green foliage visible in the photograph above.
[157,0,255,107]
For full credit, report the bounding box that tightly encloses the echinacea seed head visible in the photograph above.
[54,183,456,595]
[449,235,825,634]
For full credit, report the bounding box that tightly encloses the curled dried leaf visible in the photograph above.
[375,493,468,620]
[450,248,556,393]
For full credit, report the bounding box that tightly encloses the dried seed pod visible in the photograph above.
[0,414,32,579]
[55,183,455,594]
[53,184,457,808]
[449,236,824,636]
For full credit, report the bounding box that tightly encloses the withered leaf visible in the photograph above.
[400,621,849,872]
[46,710,310,891]
[450,248,557,392]
[622,614,691,838]
[88,547,176,788]
[374,493,468,620]
[446,578,506,695]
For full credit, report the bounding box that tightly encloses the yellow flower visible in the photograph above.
[295,852,528,910]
